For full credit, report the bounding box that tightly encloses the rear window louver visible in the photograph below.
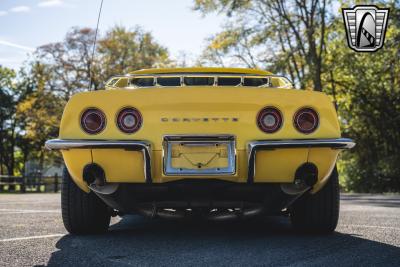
[128,76,271,88]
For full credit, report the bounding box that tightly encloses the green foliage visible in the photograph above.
[195,0,329,91]
[0,66,17,175]
[16,62,64,172]
[324,5,400,192]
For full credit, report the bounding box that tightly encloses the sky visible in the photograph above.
[0,0,224,70]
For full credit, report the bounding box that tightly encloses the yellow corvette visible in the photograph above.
[46,67,354,234]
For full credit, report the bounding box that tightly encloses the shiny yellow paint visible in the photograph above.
[59,68,343,193]
[59,88,340,148]
[253,147,339,186]
[254,148,309,182]
[270,76,292,88]
[92,149,145,183]
[61,149,91,192]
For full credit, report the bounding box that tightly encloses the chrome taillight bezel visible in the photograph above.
[116,107,142,134]
[257,107,283,133]
[293,107,319,134]
[80,108,107,135]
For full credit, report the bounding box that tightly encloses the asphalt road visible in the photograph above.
[0,193,399,266]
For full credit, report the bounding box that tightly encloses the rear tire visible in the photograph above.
[290,166,339,233]
[61,167,110,234]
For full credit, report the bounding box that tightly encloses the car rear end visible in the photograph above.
[46,68,354,233]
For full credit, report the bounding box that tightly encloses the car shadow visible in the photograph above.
[46,215,400,267]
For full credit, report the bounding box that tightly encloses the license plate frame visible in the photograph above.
[163,135,236,176]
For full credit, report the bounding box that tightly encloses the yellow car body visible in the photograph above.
[46,67,354,234]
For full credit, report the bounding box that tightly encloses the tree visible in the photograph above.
[35,26,172,99]
[194,0,330,90]
[0,66,16,175]
[35,27,99,99]
[6,25,172,175]
[323,1,400,192]
[195,0,400,192]
[15,62,64,173]
[98,26,171,79]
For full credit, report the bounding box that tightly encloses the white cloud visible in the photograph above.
[0,40,35,52]
[0,11,7,16]
[38,0,64,7]
[10,6,31,13]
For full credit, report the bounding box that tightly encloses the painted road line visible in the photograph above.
[0,234,65,242]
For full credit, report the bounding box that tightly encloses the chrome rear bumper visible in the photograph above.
[45,137,355,184]
[45,139,151,151]
[45,139,152,183]
[247,138,355,183]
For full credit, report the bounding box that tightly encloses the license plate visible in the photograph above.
[163,136,236,176]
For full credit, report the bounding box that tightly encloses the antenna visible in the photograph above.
[89,0,104,91]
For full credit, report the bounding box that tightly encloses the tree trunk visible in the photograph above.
[0,149,3,175]
[8,121,16,176]
[313,59,323,91]
[0,127,3,175]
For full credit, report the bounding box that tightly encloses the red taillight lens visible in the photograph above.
[81,108,106,134]
[117,107,142,134]
[257,107,283,133]
[294,107,319,134]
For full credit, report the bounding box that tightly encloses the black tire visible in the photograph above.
[290,166,339,233]
[61,167,110,234]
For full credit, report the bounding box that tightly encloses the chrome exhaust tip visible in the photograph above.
[281,163,318,195]
[294,162,318,187]
[83,163,105,186]
[83,163,118,195]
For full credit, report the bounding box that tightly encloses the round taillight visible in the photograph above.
[81,108,106,134]
[257,107,283,133]
[294,107,319,134]
[117,107,142,134]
